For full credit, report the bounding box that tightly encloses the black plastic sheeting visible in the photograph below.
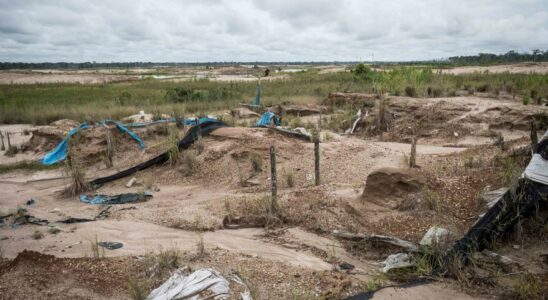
[89,120,227,187]
[439,134,548,273]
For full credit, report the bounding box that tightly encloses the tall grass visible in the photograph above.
[1,69,546,124]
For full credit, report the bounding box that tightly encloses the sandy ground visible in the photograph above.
[441,62,548,74]
[0,72,138,84]
[0,124,40,164]
[0,92,545,298]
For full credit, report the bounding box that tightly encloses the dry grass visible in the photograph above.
[195,233,207,259]
[166,127,180,166]
[250,152,263,172]
[178,151,198,176]
[285,170,295,188]
[89,235,104,259]
[127,277,149,300]
[148,246,180,277]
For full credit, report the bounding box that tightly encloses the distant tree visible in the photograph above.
[353,63,371,76]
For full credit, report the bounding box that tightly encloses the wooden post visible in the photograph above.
[318,109,322,129]
[6,132,11,149]
[314,140,320,185]
[0,131,4,151]
[409,136,417,168]
[270,146,277,210]
[530,120,538,154]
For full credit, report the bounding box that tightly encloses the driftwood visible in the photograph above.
[333,230,419,253]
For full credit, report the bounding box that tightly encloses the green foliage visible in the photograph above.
[522,94,530,105]
[1,68,547,124]
[353,63,372,78]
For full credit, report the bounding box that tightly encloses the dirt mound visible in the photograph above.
[0,250,135,299]
[234,107,260,118]
[323,92,378,106]
[282,104,321,116]
[362,167,423,208]
[22,121,148,163]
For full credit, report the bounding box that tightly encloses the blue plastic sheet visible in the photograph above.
[104,120,145,149]
[183,117,218,126]
[41,124,90,165]
[255,112,281,127]
[41,121,144,165]
[79,192,152,205]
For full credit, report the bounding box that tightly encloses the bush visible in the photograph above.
[405,86,416,97]
[178,151,198,176]
[476,83,490,92]
[353,63,372,77]
[522,94,530,105]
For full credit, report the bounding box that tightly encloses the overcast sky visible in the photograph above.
[0,0,547,62]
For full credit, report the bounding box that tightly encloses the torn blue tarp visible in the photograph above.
[41,121,144,165]
[183,117,219,126]
[103,119,145,149]
[41,124,90,165]
[255,112,281,127]
[79,192,152,205]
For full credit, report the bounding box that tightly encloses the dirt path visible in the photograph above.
[0,219,333,271]
[372,142,467,154]
[441,62,548,75]
[369,282,487,300]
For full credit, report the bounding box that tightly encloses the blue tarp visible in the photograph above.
[183,117,218,126]
[79,192,152,205]
[104,120,145,149]
[41,121,144,165]
[255,112,281,127]
[41,117,217,165]
[41,124,90,165]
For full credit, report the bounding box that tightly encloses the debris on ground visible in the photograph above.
[79,192,152,205]
[147,267,231,300]
[419,226,454,249]
[482,187,508,208]
[333,230,419,252]
[97,241,124,250]
[381,253,415,273]
[126,177,137,188]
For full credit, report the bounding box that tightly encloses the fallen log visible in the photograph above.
[333,230,419,253]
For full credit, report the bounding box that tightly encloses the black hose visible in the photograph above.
[89,121,227,186]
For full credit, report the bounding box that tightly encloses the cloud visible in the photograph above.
[0,0,546,62]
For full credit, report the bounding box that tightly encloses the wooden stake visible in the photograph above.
[409,136,417,168]
[6,132,11,149]
[314,140,320,186]
[0,131,4,151]
[530,120,538,154]
[270,146,277,210]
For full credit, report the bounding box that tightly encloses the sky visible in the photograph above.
[0,0,547,62]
